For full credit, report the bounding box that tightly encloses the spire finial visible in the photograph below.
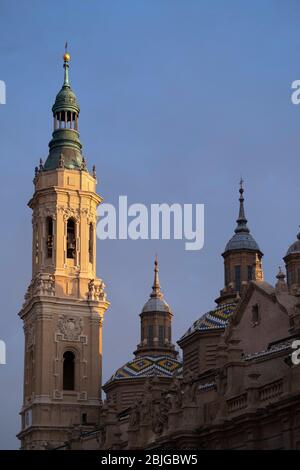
[63,42,70,87]
[276,266,286,281]
[235,177,249,234]
[151,255,163,299]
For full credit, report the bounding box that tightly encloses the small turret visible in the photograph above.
[134,256,177,358]
[216,179,263,304]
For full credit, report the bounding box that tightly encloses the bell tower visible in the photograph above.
[17,49,109,449]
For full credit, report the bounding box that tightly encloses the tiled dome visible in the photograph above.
[107,355,182,382]
[181,302,237,339]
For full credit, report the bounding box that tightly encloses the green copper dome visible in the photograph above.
[43,51,84,171]
[52,86,80,116]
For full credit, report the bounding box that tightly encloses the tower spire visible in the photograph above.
[150,255,163,299]
[63,42,70,87]
[135,256,177,358]
[217,178,263,305]
[44,46,83,171]
[235,177,250,234]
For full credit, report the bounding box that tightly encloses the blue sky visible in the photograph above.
[0,0,300,448]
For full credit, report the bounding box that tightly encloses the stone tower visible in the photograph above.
[17,50,109,449]
[216,179,264,305]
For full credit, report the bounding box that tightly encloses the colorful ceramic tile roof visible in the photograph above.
[181,302,237,339]
[107,355,182,383]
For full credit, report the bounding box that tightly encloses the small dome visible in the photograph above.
[286,233,300,256]
[106,355,182,383]
[225,232,261,253]
[142,297,171,313]
[52,85,80,115]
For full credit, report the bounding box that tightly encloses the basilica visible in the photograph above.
[17,52,300,450]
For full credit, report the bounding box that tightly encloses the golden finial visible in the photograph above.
[63,42,70,63]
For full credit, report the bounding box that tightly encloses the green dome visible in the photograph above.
[52,84,80,115]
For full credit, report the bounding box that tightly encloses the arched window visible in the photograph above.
[35,227,39,265]
[225,265,230,286]
[89,223,94,264]
[81,413,87,425]
[235,265,241,293]
[46,217,53,258]
[63,351,75,390]
[148,325,153,347]
[158,325,165,346]
[28,350,34,396]
[290,268,295,285]
[67,218,76,259]
[251,303,260,327]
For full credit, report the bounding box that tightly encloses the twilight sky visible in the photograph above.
[0,0,300,449]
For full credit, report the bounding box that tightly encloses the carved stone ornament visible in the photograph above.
[58,206,81,222]
[58,205,96,224]
[23,274,55,307]
[88,278,107,301]
[57,315,83,341]
[32,207,57,225]
[80,207,97,224]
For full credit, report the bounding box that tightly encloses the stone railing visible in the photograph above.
[227,393,248,414]
[227,378,284,415]
[259,379,283,402]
